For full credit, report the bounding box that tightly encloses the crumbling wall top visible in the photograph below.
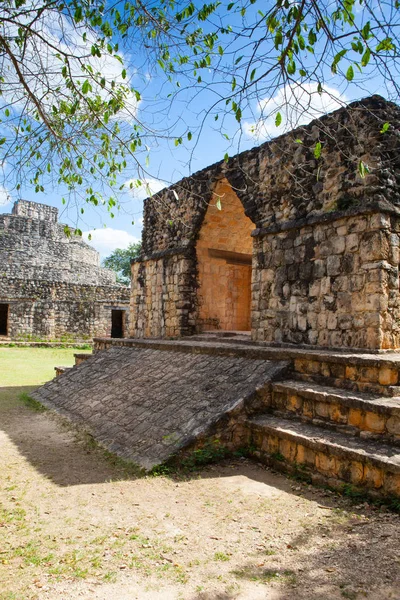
[12,199,58,223]
[140,95,400,257]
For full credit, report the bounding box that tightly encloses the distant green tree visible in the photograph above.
[103,242,141,285]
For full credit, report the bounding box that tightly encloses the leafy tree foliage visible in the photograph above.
[1,0,399,222]
[103,241,142,284]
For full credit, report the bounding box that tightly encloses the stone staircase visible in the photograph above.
[244,352,400,499]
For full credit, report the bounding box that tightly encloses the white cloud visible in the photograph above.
[244,83,347,141]
[83,228,140,258]
[125,177,167,200]
[0,185,10,206]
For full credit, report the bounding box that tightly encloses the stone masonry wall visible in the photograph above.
[252,209,400,350]
[0,200,130,340]
[140,96,400,253]
[3,279,130,340]
[130,251,197,338]
[0,203,115,285]
[132,96,400,348]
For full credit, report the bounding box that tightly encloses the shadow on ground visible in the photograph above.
[186,508,400,600]
[0,385,144,486]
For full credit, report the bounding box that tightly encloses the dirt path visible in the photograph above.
[0,386,399,600]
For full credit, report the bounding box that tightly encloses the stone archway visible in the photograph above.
[195,178,255,332]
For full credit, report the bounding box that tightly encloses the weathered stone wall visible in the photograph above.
[132,96,400,349]
[0,200,130,340]
[252,209,400,349]
[130,251,197,338]
[140,96,400,251]
[4,279,130,340]
[0,204,115,285]
[12,199,58,222]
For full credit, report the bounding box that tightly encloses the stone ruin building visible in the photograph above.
[131,95,400,351]
[0,200,130,341]
[33,96,400,499]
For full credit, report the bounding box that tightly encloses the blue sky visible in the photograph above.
[0,0,394,259]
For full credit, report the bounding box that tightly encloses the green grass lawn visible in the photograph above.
[0,347,90,387]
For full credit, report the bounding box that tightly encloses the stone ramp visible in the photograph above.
[32,346,288,470]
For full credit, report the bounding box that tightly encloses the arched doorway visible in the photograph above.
[196,178,255,332]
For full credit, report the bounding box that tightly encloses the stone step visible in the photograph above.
[54,366,72,377]
[271,380,400,445]
[74,353,92,366]
[247,414,400,498]
[293,357,400,396]
[294,371,400,397]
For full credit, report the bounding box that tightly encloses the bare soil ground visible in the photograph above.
[0,348,399,600]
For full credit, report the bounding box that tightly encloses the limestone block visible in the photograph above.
[369,213,391,230]
[364,412,386,434]
[313,259,326,279]
[350,461,364,485]
[330,236,346,255]
[279,439,297,462]
[378,366,399,386]
[327,313,338,330]
[315,452,336,476]
[315,401,329,418]
[346,233,359,253]
[360,231,389,262]
[386,416,400,435]
[363,464,384,489]
[348,408,363,428]
[327,255,341,276]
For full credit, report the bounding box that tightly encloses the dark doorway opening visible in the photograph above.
[111,309,124,338]
[0,304,8,336]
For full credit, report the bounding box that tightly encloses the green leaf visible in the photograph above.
[358,160,370,178]
[376,37,395,52]
[275,112,282,127]
[0,138,6,145]
[361,48,371,67]
[314,142,322,159]
[362,22,371,40]
[216,198,222,210]
[346,65,354,81]
[331,49,348,74]
[250,68,256,81]
[287,60,296,75]
[122,69,127,79]
[82,80,91,94]
[187,131,192,141]
[4,108,10,117]
[224,153,229,163]
[380,122,390,133]
[295,138,303,144]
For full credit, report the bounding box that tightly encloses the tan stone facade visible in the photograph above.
[130,96,400,350]
[252,210,400,349]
